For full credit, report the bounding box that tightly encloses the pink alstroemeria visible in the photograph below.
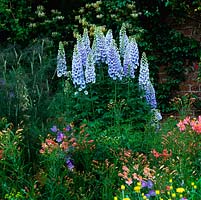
[177,120,186,131]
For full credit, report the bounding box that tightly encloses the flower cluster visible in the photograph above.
[152,149,172,159]
[40,122,94,171]
[57,41,67,77]
[118,150,155,186]
[123,37,139,78]
[177,116,201,134]
[107,40,123,80]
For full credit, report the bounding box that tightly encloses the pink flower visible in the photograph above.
[122,165,130,172]
[177,120,186,131]
[126,177,133,185]
[183,116,190,125]
[152,149,161,158]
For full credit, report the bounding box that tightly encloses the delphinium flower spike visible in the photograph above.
[77,34,88,68]
[85,52,96,84]
[91,26,107,64]
[139,52,150,89]
[72,45,86,90]
[139,52,162,125]
[57,41,67,77]
[105,29,113,64]
[119,23,129,58]
[123,37,139,78]
[82,28,91,56]
[107,39,123,80]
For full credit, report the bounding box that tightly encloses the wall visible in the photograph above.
[159,15,201,116]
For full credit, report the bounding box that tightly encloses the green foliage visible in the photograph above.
[0,0,65,43]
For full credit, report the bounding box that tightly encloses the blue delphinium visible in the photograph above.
[119,23,129,58]
[105,29,113,64]
[92,26,107,64]
[139,52,150,89]
[85,52,96,84]
[82,28,91,56]
[72,45,86,90]
[107,40,123,80]
[77,35,88,68]
[123,37,139,78]
[144,81,157,109]
[139,52,157,109]
[57,41,67,77]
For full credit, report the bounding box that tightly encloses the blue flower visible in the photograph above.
[82,28,91,56]
[65,125,71,131]
[56,131,64,142]
[92,27,107,64]
[123,37,139,78]
[50,125,57,133]
[72,45,86,90]
[77,35,88,67]
[147,180,154,189]
[66,157,74,171]
[139,52,150,89]
[145,81,157,109]
[57,42,67,77]
[119,23,129,58]
[107,40,123,80]
[85,52,96,84]
[138,52,157,109]
[105,29,113,63]
[149,190,156,197]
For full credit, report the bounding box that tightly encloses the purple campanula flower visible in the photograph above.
[85,52,96,84]
[147,180,154,189]
[56,131,64,142]
[50,125,57,133]
[72,45,86,90]
[66,158,74,171]
[57,41,67,77]
[65,125,71,131]
[107,40,123,80]
[145,193,150,198]
[141,180,147,188]
[149,190,156,197]
[119,23,129,58]
[92,27,107,64]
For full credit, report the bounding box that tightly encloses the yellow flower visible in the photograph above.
[134,186,141,193]
[176,187,185,193]
[170,186,173,190]
[121,185,125,190]
[142,196,147,200]
[160,198,163,200]
[114,197,118,200]
[123,198,130,200]
[179,194,183,198]
[191,182,195,186]
[194,185,197,189]
[155,190,160,195]
[169,178,173,183]
[137,182,141,186]
[171,193,176,198]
